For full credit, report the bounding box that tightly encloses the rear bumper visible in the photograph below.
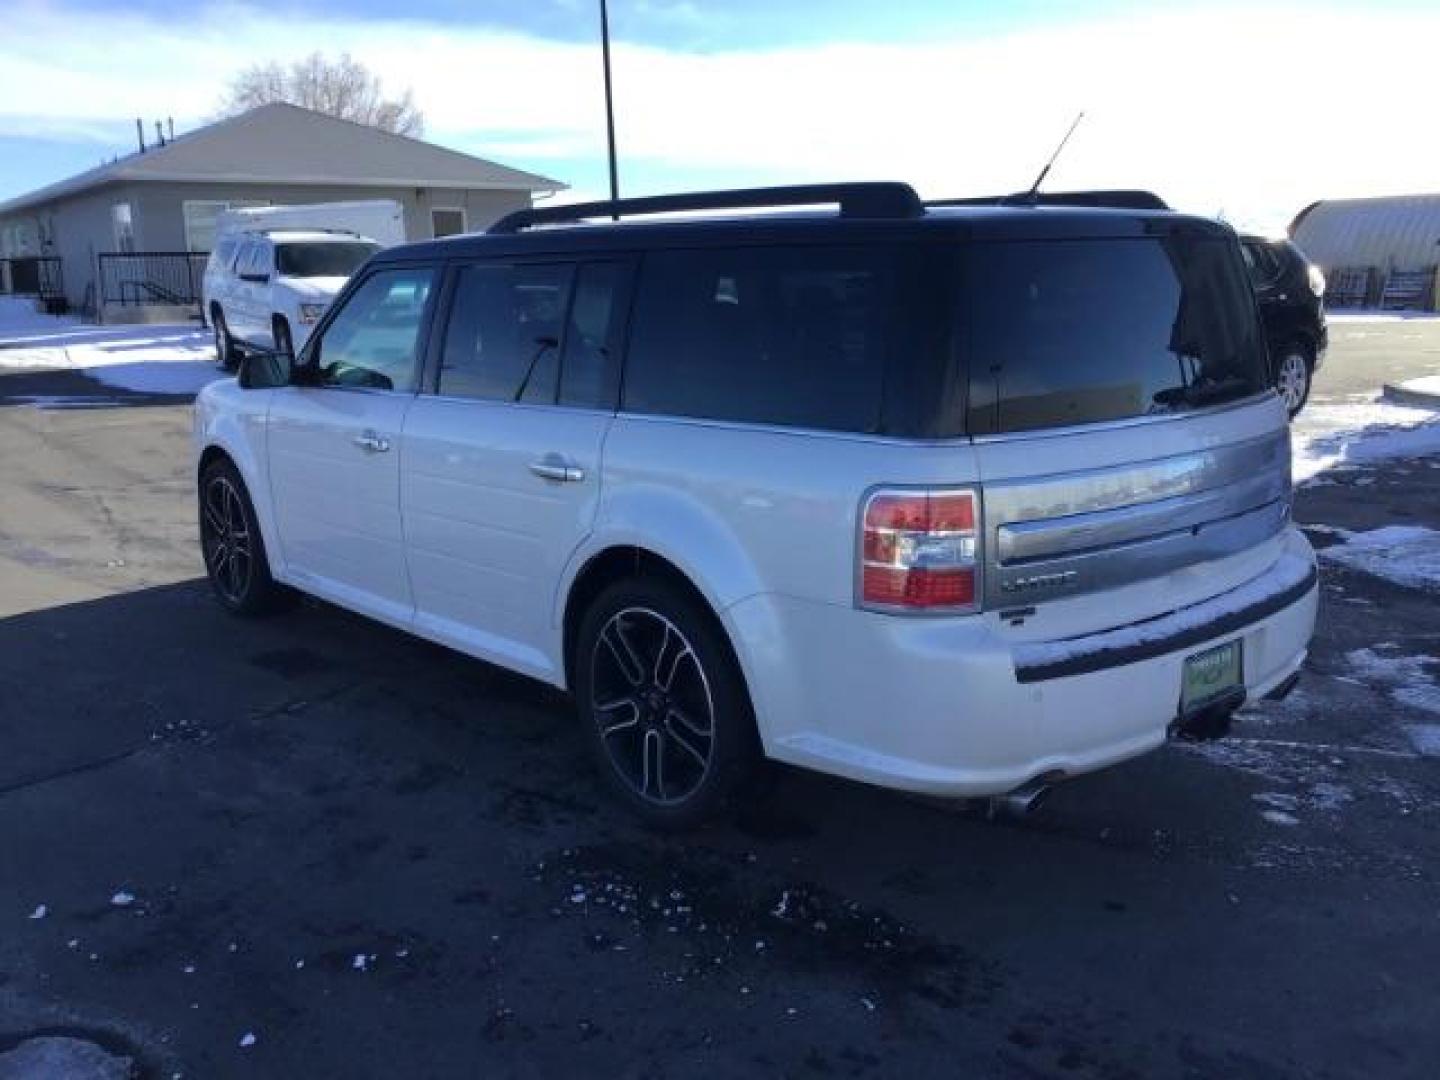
[727,530,1318,797]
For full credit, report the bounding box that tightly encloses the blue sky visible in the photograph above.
[3,0,1438,228]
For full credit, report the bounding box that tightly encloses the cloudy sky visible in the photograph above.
[3,0,1437,230]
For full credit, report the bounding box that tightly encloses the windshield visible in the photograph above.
[965,235,1268,434]
[276,241,381,279]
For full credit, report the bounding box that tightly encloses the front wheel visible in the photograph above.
[199,459,290,615]
[1275,347,1312,417]
[574,578,758,829]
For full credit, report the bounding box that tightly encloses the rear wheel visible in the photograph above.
[199,459,289,615]
[575,577,757,828]
[213,309,238,372]
[1275,347,1311,417]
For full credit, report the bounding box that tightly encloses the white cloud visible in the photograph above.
[2,2,1437,225]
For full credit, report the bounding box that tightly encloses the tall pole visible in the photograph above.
[600,0,620,216]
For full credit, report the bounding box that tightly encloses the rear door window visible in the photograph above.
[623,246,901,433]
[965,237,1267,434]
[438,263,574,404]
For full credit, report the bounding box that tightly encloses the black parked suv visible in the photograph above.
[1239,235,1328,417]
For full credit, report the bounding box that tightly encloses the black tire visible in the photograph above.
[199,458,290,616]
[213,309,238,372]
[273,316,294,360]
[574,577,758,829]
[1275,345,1312,418]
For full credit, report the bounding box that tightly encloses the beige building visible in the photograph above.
[0,103,564,311]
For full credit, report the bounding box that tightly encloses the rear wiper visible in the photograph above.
[1153,376,1248,409]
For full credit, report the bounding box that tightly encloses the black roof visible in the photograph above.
[373,182,1230,265]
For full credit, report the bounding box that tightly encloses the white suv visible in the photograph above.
[203,229,381,370]
[192,183,1318,827]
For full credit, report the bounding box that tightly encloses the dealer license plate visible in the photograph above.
[1181,640,1243,714]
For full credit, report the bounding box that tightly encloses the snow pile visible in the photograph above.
[1291,393,1440,483]
[1319,526,1440,592]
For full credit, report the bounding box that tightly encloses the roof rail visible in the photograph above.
[488,182,924,234]
[928,189,1171,211]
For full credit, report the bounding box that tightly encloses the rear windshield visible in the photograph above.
[276,242,381,279]
[965,236,1267,434]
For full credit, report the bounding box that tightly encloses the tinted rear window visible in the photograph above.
[965,237,1267,434]
[277,242,381,279]
[624,246,914,434]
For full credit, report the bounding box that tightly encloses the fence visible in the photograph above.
[0,256,65,309]
[97,252,209,308]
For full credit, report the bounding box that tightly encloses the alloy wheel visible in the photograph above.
[201,475,252,605]
[589,607,716,806]
[1277,351,1309,413]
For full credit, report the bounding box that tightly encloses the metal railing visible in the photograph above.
[97,252,209,307]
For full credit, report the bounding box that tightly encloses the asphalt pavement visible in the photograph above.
[0,323,1437,1079]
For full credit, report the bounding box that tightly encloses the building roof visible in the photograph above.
[1290,193,1440,269]
[0,103,564,216]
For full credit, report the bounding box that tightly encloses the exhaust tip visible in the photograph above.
[986,778,1056,820]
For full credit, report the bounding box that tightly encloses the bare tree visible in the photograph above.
[221,52,424,137]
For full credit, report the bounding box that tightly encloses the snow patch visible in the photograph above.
[1319,526,1440,592]
[1345,648,1440,716]
[1260,810,1300,827]
[27,904,47,920]
[110,890,135,907]
[1403,724,1440,757]
[1,310,222,398]
[1291,394,1440,484]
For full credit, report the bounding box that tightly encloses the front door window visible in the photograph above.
[310,268,436,393]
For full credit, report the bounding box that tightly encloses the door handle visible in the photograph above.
[352,430,391,453]
[529,458,584,483]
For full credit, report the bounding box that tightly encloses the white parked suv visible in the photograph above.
[192,183,1318,827]
[203,229,381,370]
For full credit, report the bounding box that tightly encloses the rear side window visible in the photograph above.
[966,237,1267,434]
[623,246,900,433]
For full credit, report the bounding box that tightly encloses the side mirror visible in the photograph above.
[237,347,292,390]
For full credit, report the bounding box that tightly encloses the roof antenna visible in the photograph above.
[1021,111,1085,203]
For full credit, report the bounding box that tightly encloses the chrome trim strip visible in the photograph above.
[980,430,1291,607]
[996,470,1288,565]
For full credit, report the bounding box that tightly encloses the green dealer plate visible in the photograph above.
[1181,639,1243,714]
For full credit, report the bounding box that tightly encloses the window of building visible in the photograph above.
[111,203,135,253]
[182,200,268,253]
[431,208,466,238]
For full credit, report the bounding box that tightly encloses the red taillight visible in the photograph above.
[859,488,980,613]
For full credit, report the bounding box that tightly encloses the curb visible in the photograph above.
[1381,379,1440,409]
